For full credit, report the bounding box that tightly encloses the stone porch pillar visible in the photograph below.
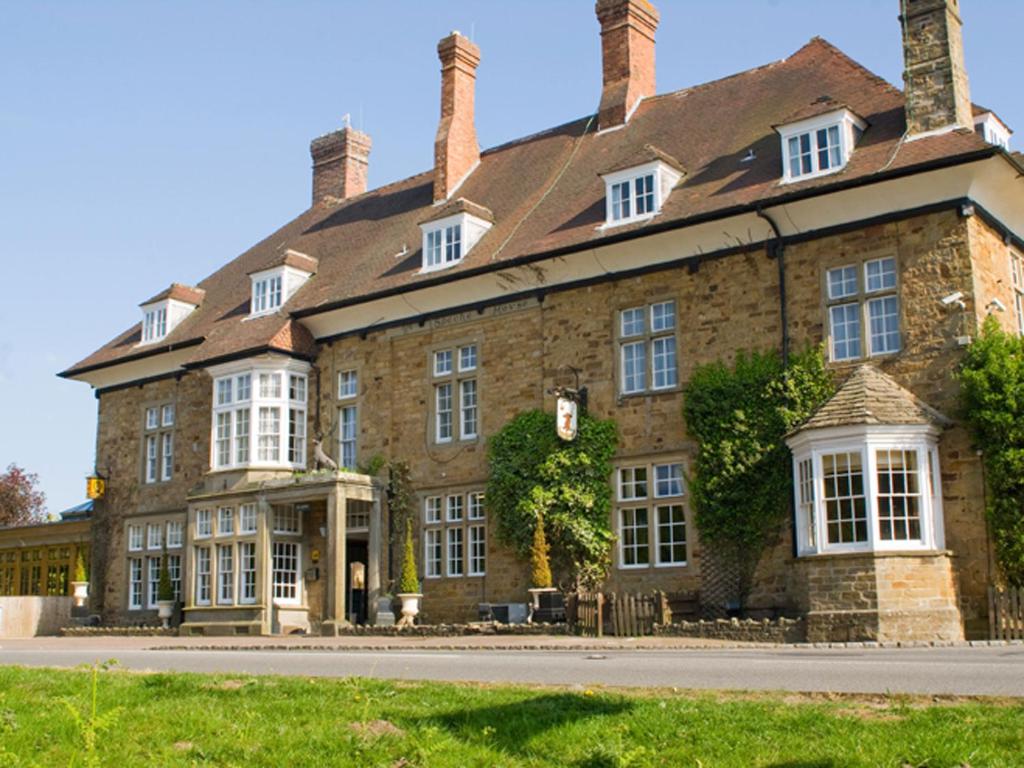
[367,485,383,625]
[256,498,273,635]
[322,484,348,635]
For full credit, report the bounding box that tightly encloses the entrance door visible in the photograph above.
[345,540,368,625]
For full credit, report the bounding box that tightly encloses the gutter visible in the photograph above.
[755,208,788,366]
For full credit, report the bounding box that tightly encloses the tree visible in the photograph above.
[0,464,46,527]
[398,521,420,594]
[530,514,553,589]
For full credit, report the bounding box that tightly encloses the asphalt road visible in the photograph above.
[2,646,1023,696]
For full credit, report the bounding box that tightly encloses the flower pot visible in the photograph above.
[71,581,89,608]
[156,600,176,629]
[395,592,422,628]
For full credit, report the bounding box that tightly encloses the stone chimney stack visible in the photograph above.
[310,125,372,205]
[434,32,481,202]
[595,0,659,130]
[900,0,972,136]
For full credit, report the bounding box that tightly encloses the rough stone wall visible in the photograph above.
[797,552,962,642]
[901,0,972,134]
[89,209,999,633]
[92,371,211,622]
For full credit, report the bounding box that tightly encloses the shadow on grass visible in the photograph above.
[415,692,633,757]
[763,762,841,768]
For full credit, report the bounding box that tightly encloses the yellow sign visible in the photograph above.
[86,476,106,500]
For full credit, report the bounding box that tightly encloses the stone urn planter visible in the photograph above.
[70,581,89,608]
[156,600,175,629]
[395,593,422,628]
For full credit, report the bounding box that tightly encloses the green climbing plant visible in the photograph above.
[959,315,1024,587]
[487,409,618,589]
[683,345,834,609]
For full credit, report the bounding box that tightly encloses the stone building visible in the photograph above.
[60,0,1024,640]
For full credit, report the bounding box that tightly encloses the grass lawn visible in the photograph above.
[0,664,1021,767]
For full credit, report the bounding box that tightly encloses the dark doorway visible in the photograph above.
[346,540,368,625]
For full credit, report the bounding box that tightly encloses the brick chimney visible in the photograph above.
[434,32,481,202]
[595,0,659,130]
[900,0,972,136]
[309,125,372,205]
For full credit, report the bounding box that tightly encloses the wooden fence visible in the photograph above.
[989,586,1024,640]
[568,591,672,637]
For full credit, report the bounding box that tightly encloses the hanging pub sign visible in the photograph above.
[85,475,106,500]
[556,394,578,442]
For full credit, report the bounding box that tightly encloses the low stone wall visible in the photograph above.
[59,626,175,637]
[331,622,571,637]
[654,617,806,644]
[0,597,74,637]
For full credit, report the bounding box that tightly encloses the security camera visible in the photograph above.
[941,291,965,306]
[987,297,1007,313]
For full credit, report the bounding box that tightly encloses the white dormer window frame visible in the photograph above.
[419,212,492,274]
[249,263,313,318]
[778,109,867,184]
[138,298,198,346]
[601,160,682,229]
[974,112,1011,151]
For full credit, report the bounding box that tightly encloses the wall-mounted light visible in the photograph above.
[987,298,1007,313]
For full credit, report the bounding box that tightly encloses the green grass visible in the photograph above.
[0,665,1022,767]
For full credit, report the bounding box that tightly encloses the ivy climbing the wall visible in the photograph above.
[683,346,834,610]
[487,410,618,589]
[959,315,1024,587]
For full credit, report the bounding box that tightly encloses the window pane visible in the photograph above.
[468,525,486,576]
[635,174,655,215]
[821,453,867,544]
[272,541,299,602]
[339,405,357,469]
[652,336,677,389]
[459,345,477,371]
[654,464,684,497]
[435,383,453,442]
[829,303,861,360]
[460,379,478,438]
[424,497,441,524]
[651,301,675,332]
[258,373,282,399]
[446,528,464,576]
[797,458,816,550]
[217,545,234,605]
[619,467,648,500]
[865,257,897,293]
[621,307,645,337]
[446,495,464,522]
[425,529,442,578]
[656,504,686,565]
[868,296,900,354]
[434,350,452,376]
[620,507,650,566]
[235,409,250,464]
[338,370,358,398]
[827,266,857,300]
[236,374,251,401]
[621,341,647,393]
[445,224,462,262]
[876,449,922,541]
[257,407,281,462]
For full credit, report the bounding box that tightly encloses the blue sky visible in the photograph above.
[1,1,1020,515]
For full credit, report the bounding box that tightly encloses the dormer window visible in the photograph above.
[247,250,317,318]
[974,112,1011,151]
[419,200,493,274]
[600,157,682,229]
[251,274,283,315]
[137,284,205,346]
[777,107,866,184]
[142,306,167,343]
[425,223,462,270]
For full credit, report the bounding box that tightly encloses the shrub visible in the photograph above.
[959,315,1024,587]
[73,549,88,583]
[683,346,833,608]
[398,522,420,594]
[157,553,174,602]
[530,516,553,589]
[487,410,618,589]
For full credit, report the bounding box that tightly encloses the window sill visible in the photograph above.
[599,213,658,231]
[796,547,951,561]
[617,386,682,402]
[781,165,847,185]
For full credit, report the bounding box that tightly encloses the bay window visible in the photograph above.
[209,360,309,471]
[788,425,945,556]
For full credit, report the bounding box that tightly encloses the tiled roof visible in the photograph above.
[794,365,951,433]
[140,283,206,307]
[62,37,998,379]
